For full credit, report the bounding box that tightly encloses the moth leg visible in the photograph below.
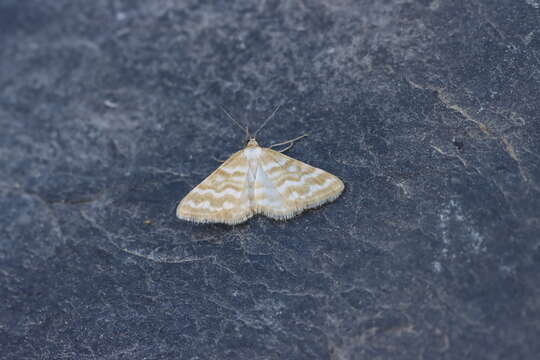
[269,134,308,153]
[275,142,294,153]
[211,156,226,163]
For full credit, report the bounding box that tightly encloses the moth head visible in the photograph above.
[246,138,259,147]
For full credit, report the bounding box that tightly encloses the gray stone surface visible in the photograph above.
[1,1,539,359]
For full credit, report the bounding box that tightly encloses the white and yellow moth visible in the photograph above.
[176,109,344,225]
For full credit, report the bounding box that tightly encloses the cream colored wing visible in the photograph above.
[253,148,344,220]
[176,150,253,225]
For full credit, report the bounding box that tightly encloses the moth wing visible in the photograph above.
[176,150,253,224]
[253,148,344,220]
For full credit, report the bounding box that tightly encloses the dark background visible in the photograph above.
[1,1,540,359]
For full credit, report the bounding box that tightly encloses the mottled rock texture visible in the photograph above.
[1,1,539,359]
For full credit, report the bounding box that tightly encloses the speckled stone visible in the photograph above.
[1,1,539,359]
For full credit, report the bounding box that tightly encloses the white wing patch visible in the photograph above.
[176,139,344,225]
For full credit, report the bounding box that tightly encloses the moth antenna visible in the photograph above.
[254,103,282,138]
[222,107,251,140]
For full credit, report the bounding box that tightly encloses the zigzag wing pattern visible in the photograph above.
[254,148,344,220]
[176,151,253,224]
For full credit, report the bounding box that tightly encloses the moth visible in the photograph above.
[176,108,344,225]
